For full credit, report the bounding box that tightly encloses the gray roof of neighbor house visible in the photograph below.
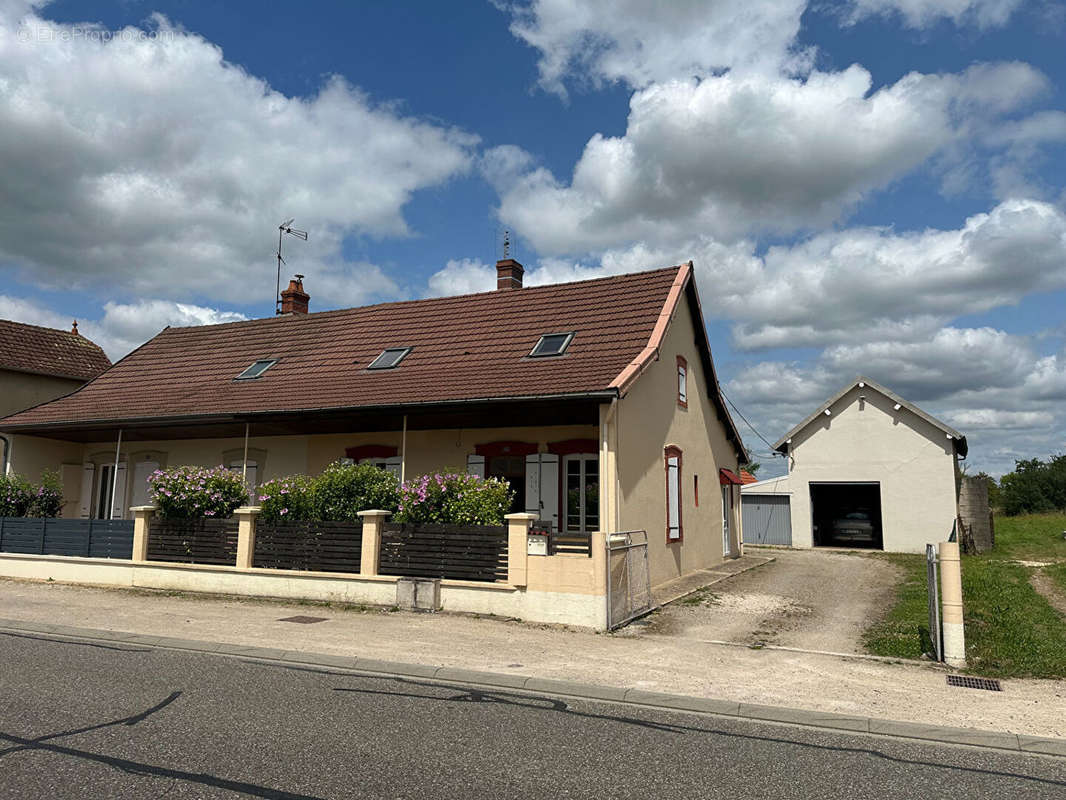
[0,319,111,381]
[0,264,747,459]
[772,376,968,458]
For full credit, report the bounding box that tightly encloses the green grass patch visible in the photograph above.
[862,554,928,659]
[864,554,1066,678]
[985,512,1066,562]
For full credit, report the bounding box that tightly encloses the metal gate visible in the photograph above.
[742,494,792,545]
[606,530,653,630]
[926,543,943,662]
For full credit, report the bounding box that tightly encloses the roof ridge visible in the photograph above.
[154,264,685,337]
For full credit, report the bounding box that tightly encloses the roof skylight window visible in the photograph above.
[529,332,574,358]
[235,359,277,380]
[368,347,412,370]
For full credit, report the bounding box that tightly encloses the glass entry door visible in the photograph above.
[564,455,599,534]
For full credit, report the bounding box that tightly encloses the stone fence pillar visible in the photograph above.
[504,513,538,587]
[130,505,156,563]
[939,540,966,668]
[357,510,390,577]
[235,506,261,569]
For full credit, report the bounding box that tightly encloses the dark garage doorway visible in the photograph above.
[810,483,883,549]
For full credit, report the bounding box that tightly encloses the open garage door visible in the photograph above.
[810,483,883,550]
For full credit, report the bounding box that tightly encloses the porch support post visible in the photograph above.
[505,513,537,587]
[939,540,966,668]
[109,429,123,520]
[235,506,261,569]
[599,401,619,534]
[357,510,389,576]
[130,505,155,563]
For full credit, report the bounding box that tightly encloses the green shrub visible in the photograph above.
[395,472,513,525]
[256,475,314,523]
[309,461,399,521]
[148,465,248,519]
[0,473,34,517]
[999,455,1066,516]
[28,469,64,518]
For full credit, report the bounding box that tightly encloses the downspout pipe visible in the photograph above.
[109,429,123,520]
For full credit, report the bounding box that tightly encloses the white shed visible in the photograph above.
[742,377,966,553]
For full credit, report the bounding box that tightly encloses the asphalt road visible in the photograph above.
[0,630,1064,799]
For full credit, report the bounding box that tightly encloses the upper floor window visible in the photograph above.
[235,359,276,380]
[368,347,412,370]
[677,356,688,408]
[529,332,574,357]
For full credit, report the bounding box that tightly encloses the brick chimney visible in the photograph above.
[496,258,524,290]
[280,275,309,314]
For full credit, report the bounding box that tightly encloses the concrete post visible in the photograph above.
[939,540,966,668]
[357,510,390,577]
[505,513,537,587]
[234,506,261,569]
[130,505,156,563]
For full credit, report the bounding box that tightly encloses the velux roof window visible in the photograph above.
[529,332,574,358]
[368,347,412,370]
[235,359,277,380]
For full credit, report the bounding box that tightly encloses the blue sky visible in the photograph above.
[0,0,1064,476]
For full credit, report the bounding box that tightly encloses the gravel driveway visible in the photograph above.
[644,549,903,654]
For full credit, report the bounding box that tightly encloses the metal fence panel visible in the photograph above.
[606,531,653,630]
[926,543,943,662]
[0,518,134,559]
[741,495,792,545]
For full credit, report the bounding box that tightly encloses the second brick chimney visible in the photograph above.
[280,275,309,314]
[496,258,524,290]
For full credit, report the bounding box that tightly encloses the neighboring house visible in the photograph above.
[741,377,967,553]
[0,319,111,491]
[0,264,748,589]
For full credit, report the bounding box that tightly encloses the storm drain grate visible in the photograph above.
[277,616,328,624]
[947,675,1002,692]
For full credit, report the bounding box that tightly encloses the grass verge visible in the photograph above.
[1047,562,1066,595]
[864,553,1066,678]
[984,512,1066,562]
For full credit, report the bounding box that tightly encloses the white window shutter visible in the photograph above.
[525,453,541,518]
[539,454,559,531]
[384,456,402,479]
[109,462,128,520]
[466,454,485,478]
[78,463,95,519]
[131,461,159,508]
[667,457,680,540]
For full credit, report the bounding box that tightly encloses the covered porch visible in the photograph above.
[2,395,621,539]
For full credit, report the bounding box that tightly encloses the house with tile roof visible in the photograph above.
[0,261,748,589]
[0,318,110,478]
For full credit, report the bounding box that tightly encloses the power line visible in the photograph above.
[719,384,782,457]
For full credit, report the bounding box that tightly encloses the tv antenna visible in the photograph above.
[275,218,308,315]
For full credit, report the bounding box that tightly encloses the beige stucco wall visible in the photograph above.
[785,385,959,553]
[615,296,742,588]
[0,368,85,419]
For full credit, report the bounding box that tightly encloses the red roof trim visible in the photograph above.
[719,468,743,486]
[547,438,599,456]
[474,441,538,458]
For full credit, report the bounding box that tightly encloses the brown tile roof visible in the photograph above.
[2,266,689,427]
[740,470,758,484]
[0,319,111,381]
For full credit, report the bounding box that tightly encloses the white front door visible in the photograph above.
[525,453,560,531]
[563,454,599,534]
[722,486,733,556]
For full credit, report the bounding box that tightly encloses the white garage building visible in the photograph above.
[742,377,967,553]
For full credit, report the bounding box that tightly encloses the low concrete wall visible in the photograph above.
[0,552,608,629]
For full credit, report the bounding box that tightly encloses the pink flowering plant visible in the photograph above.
[148,465,248,519]
[394,472,512,525]
[257,475,314,523]
[28,469,64,518]
[0,473,34,517]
